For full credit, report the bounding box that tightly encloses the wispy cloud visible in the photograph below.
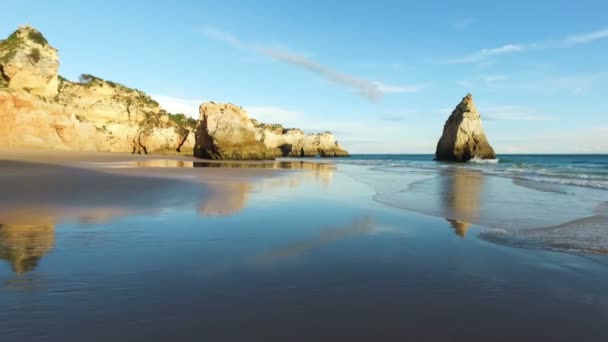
[246,106,302,124]
[153,95,203,117]
[447,44,526,63]
[479,105,556,121]
[447,27,608,63]
[453,17,476,29]
[373,82,426,94]
[561,28,608,46]
[199,27,423,101]
[153,94,304,125]
[479,72,606,95]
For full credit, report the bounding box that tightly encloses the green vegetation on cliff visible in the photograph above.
[168,113,197,129]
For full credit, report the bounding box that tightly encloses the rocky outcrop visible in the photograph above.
[0,25,59,97]
[0,25,196,154]
[253,121,349,158]
[193,102,350,160]
[194,102,273,160]
[435,93,496,161]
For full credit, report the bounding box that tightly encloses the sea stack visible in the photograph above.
[435,93,496,162]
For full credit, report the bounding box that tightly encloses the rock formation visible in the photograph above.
[0,25,348,159]
[194,102,273,160]
[252,121,350,158]
[0,25,196,154]
[193,102,350,160]
[435,93,496,162]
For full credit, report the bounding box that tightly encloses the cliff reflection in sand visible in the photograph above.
[253,216,375,264]
[442,169,485,238]
[0,159,336,274]
[0,224,55,274]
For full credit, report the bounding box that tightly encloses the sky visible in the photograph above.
[2,0,608,153]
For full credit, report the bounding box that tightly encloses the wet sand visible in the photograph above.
[1,150,608,341]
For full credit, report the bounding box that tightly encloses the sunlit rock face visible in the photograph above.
[0,224,55,275]
[0,26,196,154]
[194,102,274,160]
[0,25,59,97]
[252,121,349,158]
[435,93,496,162]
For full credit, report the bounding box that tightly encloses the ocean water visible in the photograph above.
[339,154,608,190]
[323,154,608,254]
[1,157,608,341]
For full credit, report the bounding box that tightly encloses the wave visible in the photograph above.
[468,157,500,164]
[333,156,608,191]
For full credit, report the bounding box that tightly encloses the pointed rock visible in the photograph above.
[435,94,496,161]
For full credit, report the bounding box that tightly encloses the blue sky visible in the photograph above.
[3,0,608,153]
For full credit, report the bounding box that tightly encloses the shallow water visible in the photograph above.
[1,159,608,341]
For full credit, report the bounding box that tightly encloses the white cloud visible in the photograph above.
[153,95,204,118]
[457,80,473,87]
[479,105,556,121]
[447,27,608,63]
[153,94,305,127]
[561,28,608,46]
[454,17,476,29]
[200,27,423,101]
[448,44,525,63]
[484,75,507,83]
[245,106,303,125]
[373,82,426,94]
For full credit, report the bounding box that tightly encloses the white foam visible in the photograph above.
[468,157,500,164]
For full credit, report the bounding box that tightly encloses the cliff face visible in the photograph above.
[0,26,195,154]
[194,102,272,160]
[0,25,348,159]
[194,102,350,160]
[435,94,496,162]
[253,121,349,157]
[0,25,59,97]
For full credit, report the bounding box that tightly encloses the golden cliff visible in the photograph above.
[1,25,348,159]
[194,101,349,160]
[0,25,196,154]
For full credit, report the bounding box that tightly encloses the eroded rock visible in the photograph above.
[194,102,273,160]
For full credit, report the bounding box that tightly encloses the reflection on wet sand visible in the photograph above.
[198,182,252,216]
[442,169,484,238]
[253,216,375,264]
[129,159,337,186]
[0,159,336,274]
[0,224,55,274]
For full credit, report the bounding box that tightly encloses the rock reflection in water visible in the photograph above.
[0,224,55,274]
[253,216,375,264]
[442,169,484,238]
[0,159,336,274]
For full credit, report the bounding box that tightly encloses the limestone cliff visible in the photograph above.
[435,94,496,162]
[194,102,273,160]
[0,25,196,154]
[194,102,350,160]
[252,121,349,157]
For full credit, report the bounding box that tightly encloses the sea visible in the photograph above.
[325,154,608,254]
